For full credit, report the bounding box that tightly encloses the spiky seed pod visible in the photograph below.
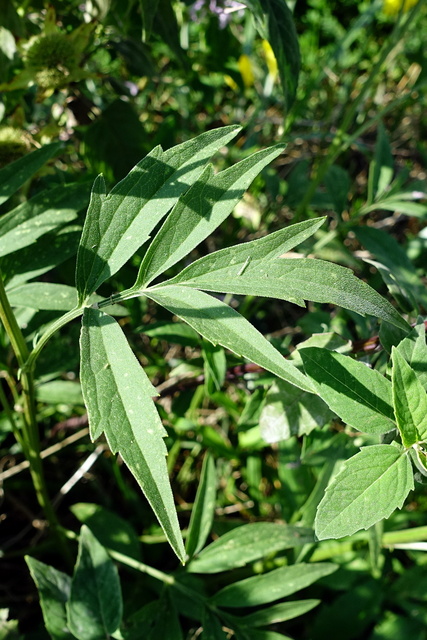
[0,126,32,166]
[26,33,77,89]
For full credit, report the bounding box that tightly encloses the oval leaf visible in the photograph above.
[67,526,122,639]
[25,556,74,640]
[315,445,414,540]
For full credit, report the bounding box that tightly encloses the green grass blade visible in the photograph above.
[185,453,217,560]
[0,142,62,206]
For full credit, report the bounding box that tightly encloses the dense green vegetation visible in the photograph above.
[0,0,427,638]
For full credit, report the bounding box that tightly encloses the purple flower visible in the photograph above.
[190,0,246,28]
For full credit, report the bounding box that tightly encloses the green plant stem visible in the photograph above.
[309,526,427,562]
[293,1,423,221]
[0,274,71,561]
[105,549,249,628]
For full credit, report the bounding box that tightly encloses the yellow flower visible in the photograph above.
[261,40,278,79]
[238,54,255,88]
[383,0,419,16]
[224,74,238,91]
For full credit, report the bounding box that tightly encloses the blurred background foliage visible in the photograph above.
[1,0,427,638]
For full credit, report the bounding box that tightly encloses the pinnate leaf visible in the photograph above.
[171,253,409,330]
[80,307,185,561]
[167,218,325,304]
[315,445,414,540]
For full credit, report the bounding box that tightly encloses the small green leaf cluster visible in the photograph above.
[25,457,336,640]
[299,319,427,540]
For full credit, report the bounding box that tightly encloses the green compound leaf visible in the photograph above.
[211,563,336,608]
[67,526,122,640]
[136,145,286,288]
[188,522,314,573]
[25,556,75,640]
[300,347,395,435]
[0,182,90,258]
[0,142,61,206]
[76,125,241,303]
[170,253,409,330]
[185,453,217,560]
[167,218,325,304]
[315,445,414,540]
[80,307,185,562]
[392,347,427,444]
[145,285,313,392]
